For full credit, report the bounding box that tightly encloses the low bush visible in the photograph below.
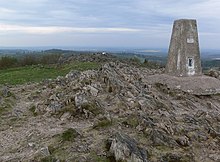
[61,128,79,142]
[40,53,61,65]
[0,56,18,69]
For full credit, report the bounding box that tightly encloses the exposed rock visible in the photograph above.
[207,69,220,79]
[88,85,99,96]
[60,53,119,64]
[176,136,190,147]
[146,128,178,147]
[28,142,36,148]
[0,60,220,161]
[65,70,81,80]
[47,101,63,112]
[1,86,10,97]
[75,94,88,108]
[40,146,50,156]
[108,133,148,162]
[60,112,71,121]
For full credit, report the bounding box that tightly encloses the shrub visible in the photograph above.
[142,59,162,69]
[20,54,38,66]
[129,56,142,65]
[40,53,61,65]
[0,56,18,69]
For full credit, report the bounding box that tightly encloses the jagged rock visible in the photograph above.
[0,60,220,161]
[208,128,220,138]
[146,128,178,147]
[60,112,71,121]
[47,101,63,112]
[176,136,190,147]
[65,70,81,80]
[28,142,36,148]
[88,85,99,96]
[1,86,10,97]
[207,69,220,79]
[62,53,118,64]
[207,101,213,109]
[209,154,220,161]
[127,91,135,99]
[40,146,50,156]
[108,133,148,162]
[75,94,88,108]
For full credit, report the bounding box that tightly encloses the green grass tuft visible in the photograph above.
[29,105,38,116]
[93,119,112,130]
[61,128,79,142]
[40,155,57,162]
[90,152,111,162]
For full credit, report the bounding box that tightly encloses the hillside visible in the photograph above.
[0,54,220,162]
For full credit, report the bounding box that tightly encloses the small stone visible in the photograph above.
[40,146,50,156]
[60,112,71,121]
[207,102,212,109]
[28,142,35,148]
[65,70,80,80]
[75,94,88,108]
[88,85,99,96]
[176,136,190,147]
[2,86,10,97]
[127,91,135,98]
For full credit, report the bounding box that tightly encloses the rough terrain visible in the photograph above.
[0,58,220,162]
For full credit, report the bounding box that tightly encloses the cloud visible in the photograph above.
[0,7,16,14]
[0,0,220,48]
[0,24,142,34]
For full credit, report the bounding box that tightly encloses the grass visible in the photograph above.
[90,152,111,162]
[61,128,79,142]
[29,105,38,116]
[0,61,100,85]
[81,102,103,116]
[40,155,57,162]
[122,115,139,128]
[93,118,112,130]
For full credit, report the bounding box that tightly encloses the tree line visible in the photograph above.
[0,53,61,69]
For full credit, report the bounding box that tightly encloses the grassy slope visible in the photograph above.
[0,62,100,85]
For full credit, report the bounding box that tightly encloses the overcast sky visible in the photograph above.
[0,0,220,49]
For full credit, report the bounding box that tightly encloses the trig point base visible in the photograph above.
[165,19,202,76]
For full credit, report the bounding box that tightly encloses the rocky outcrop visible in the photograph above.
[59,53,119,64]
[207,69,220,79]
[0,61,220,161]
[108,133,147,162]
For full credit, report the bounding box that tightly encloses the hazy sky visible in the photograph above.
[0,0,220,49]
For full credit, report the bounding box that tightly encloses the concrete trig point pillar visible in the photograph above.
[165,19,202,76]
